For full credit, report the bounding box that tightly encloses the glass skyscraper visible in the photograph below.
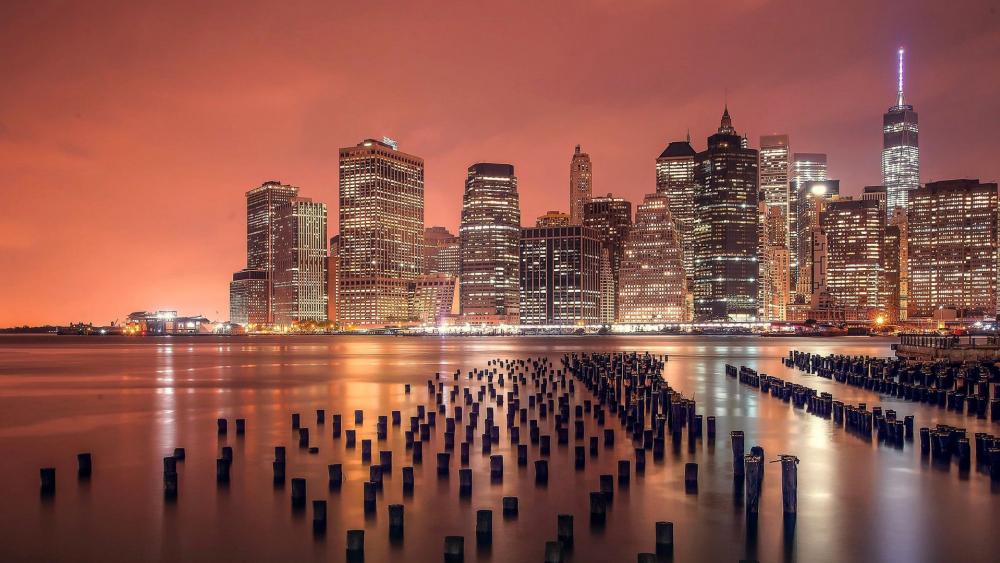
[882,48,919,218]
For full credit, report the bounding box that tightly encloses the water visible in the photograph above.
[0,335,997,562]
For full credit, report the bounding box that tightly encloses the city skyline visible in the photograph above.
[1,1,998,326]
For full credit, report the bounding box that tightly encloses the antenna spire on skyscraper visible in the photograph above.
[897,47,905,107]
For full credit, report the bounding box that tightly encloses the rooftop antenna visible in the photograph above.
[896,47,905,107]
[686,128,691,143]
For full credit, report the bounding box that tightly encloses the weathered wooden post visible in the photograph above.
[503,496,519,517]
[363,481,377,512]
[235,418,246,434]
[544,540,563,563]
[388,504,404,538]
[346,530,364,561]
[313,500,327,533]
[77,453,92,478]
[745,454,762,516]
[655,521,674,555]
[291,477,306,509]
[217,418,227,435]
[402,466,414,493]
[535,459,549,484]
[589,491,607,523]
[557,514,573,546]
[216,458,231,483]
[476,509,493,545]
[490,455,504,481]
[684,462,698,493]
[732,430,745,476]
[781,455,799,517]
[437,452,451,476]
[328,463,343,489]
[459,468,473,496]
[444,536,464,562]
[600,474,614,501]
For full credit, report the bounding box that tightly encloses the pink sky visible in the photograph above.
[0,0,998,326]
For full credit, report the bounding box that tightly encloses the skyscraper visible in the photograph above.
[535,211,571,228]
[692,108,760,322]
[424,226,460,277]
[569,145,593,225]
[655,139,697,281]
[795,180,839,300]
[759,134,791,212]
[618,193,687,324]
[882,48,920,218]
[273,197,328,325]
[822,197,884,317]
[583,194,632,324]
[459,163,521,324]
[908,179,998,319]
[759,203,790,321]
[410,273,459,325]
[229,269,269,326]
[519,226,601,326]
[327,235,340,326]
[338,138,425,327]
[788,153,827,297]
[239,180,299,323]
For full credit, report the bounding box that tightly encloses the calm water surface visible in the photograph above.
[0,335,998,562]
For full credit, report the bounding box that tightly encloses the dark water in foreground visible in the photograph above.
[0,335,998,563]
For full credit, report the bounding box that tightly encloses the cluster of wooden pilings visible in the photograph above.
[784,350,1000,421]
[44,353,733,561]
[726,364,914,448]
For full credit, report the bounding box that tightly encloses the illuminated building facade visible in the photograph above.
[759,134,791,223]
[583,194,632,323]
[519,226,601,325]
[410,273,458,324]
[273,198,328,325]
[862,185,887,217]
[619,193,687,324]
[241,180,299,323]
[655,139,697,280]
[459,163,521,324]
[882,48,920,219]
[822,198,884,317]
[908,179,998,319]
[327,235,340,326]
[536,211,571,228]
[795,180,839,299]
[338,138,425,327]
[424,226,460,277]
[759,203,789,321]
[229,269,269,326]
[692,108,760,322]
[788,153,827,296]
[569,145,593,225]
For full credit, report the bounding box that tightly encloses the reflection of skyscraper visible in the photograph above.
[882,48,920,218]
[619,193,687,324]
[338,138,425,327]
[569,145,593,225]
[583,194,632,324]
[693,108,760,321]
[459,163,521,324]
[655,139,696,280]
[273,197,328,325]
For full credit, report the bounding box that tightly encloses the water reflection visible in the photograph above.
[0,335,998,562]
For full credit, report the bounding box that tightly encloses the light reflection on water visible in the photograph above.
[0,334,998,562]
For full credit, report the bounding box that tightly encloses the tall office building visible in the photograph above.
[618,193,687,324]
[569,145,593,225]
[788,153,827,297]
[338,138,425,327]
[655,139,697,280]
[890,208,909,321]
[692,108,760,322]
[822,198,884,316]
[424,226,460,277]
[583,194,633,324]
[862,185,887,217]
[795,180,839,299]
[759,203,790,321]
[908,179,998,319]
[459,163,521,324]
[519,226,601,326]
[410,273,459,325]
[229,269,269,326]
[536,211,571,228]
[882,48,920,219]
[327,235,340,326]
[273,198,328,325]
[759,134,791,214]
[238,180,300,323]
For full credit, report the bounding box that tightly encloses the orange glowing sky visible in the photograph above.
[1,1,998,326]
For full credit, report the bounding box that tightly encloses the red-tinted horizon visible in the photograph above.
[1,1,998,326]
